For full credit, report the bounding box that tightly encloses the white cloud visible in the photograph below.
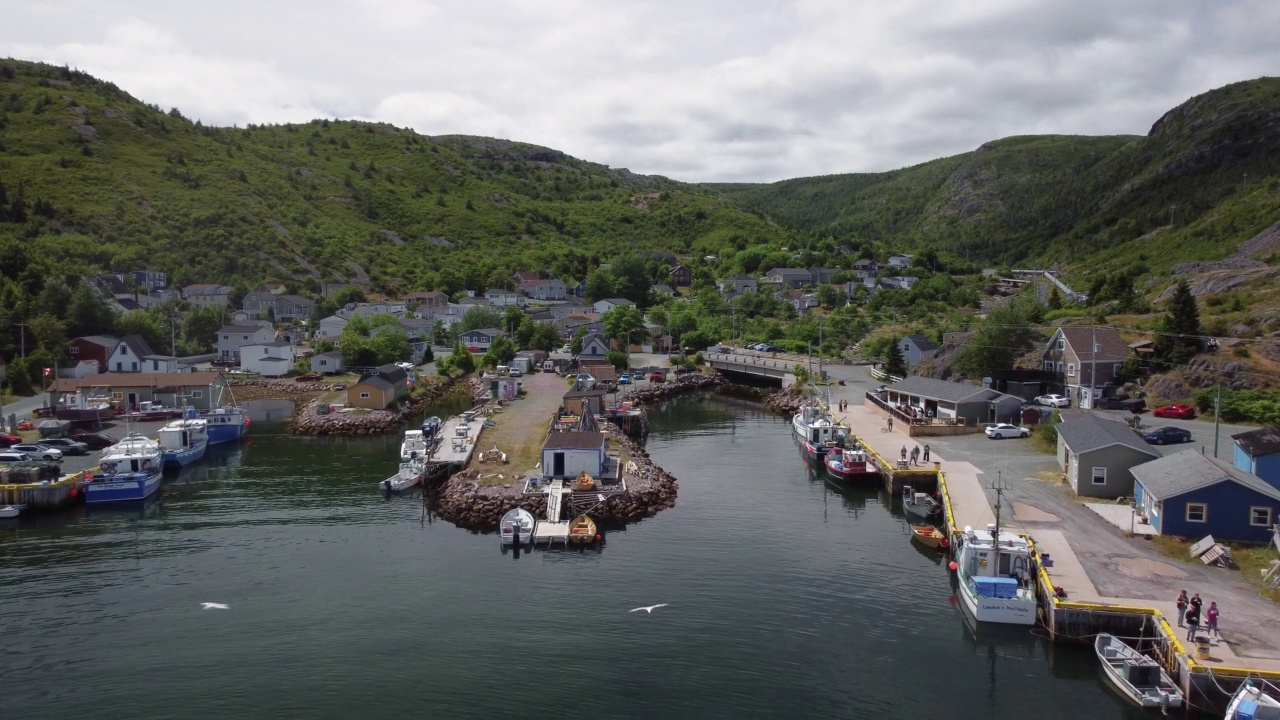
[2,0,1276,181]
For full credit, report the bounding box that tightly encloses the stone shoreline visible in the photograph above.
[289,376,488,436]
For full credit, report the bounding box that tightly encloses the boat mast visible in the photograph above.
[991,472,1003,575]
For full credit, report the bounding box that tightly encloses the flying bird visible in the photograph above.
[630,604,668,614]
[200,602,230,610]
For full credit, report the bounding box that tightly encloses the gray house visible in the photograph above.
[883,376,1023,426]
[1056,412,1159,498]
[899,334,937,369]
[761,268,812,289]
[718,274,759,294]
[309,351,346,375]
[214,324,276,363]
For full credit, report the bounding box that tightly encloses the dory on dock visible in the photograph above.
[1094,634,1184,710]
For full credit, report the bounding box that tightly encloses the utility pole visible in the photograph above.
[1213,384,1222,458]
[14,321,26,358]
[1089,324,1098,409]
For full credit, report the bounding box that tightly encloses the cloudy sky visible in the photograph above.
[3,1,1276,182]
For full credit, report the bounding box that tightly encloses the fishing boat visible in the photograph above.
[1224,679,1280,719]
[0,504,25,519]
[902,485,943,520]
[156,411,209,469]
[568,514,597,544]
[824,445,880,481]
[198,380,250,446]
[499,507,537,547]
[84,435,164,503]
[400,429,432,463]
[952,487,1037,625]
[1094,634,1184,710]
[793,404,839,460]
[909,524,949,550]
[54,390,115,423]
[381,457,426,492]
[122,401,183,422]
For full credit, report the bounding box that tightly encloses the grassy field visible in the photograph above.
[1150,535,1280,605]
[468,371,565,486]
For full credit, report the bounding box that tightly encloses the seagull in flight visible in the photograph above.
[201,602,230,610]
[630,604,668,614]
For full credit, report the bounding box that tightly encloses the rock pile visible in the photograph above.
[289,375,487,436]
[763,385,807,416]
[229,378,335,401]
[624,372,726,407]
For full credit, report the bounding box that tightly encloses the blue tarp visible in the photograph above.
[973,576,1019,599]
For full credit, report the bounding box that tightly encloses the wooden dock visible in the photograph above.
[1,467,94,511]
[532,478,570,546]
[428,415,484,468]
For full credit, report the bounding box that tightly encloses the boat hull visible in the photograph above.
[824,450,879,481]
[201,410,249,445]
[56,407,115,423]
[500,508,537,546]
[568,515,597,543]
[1095,634,1184,709]
[0,504,25,519]
[957,580,1037,625]
[83,472,163,503]
[162,440,208,469]
[800,439,829,461]
[910,525,948,550]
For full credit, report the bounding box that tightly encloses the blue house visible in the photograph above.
[1232,427,1280,490]
[1132,450,1280,543]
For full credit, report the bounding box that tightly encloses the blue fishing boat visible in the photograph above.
[199,380,250,446]
[157,410,209,469]
[84,435,164,503]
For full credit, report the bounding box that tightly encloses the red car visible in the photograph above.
[1153,404,1196,420]
[295,373,323,382]
[649,371,666,383]
[467,346,483,353]
[0,433,21,448]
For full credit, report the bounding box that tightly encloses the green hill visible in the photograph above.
[709,78,1280,272]
[0,60,788,294]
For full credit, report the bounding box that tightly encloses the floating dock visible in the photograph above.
[531,478,570,546]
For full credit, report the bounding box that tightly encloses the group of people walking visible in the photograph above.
[898,444,931,466]
[836,399,848,412]
[1175,590,1220,641]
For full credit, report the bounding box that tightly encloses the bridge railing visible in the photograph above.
[706,353,793,371]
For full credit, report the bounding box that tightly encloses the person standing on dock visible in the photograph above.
[900,446,907,463]
[922,444,931,463]
[1205,602,1220,638]
[1175,590,1188,627]
[1189,592,1203,618]
[887,416,893,432]
[910,446,919,466]
[1184,603,1201,641]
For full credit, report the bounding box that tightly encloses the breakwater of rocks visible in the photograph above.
[763,385,807,416]
[622,371,727,407]
[287,376,488,436]
[431,432,678,531]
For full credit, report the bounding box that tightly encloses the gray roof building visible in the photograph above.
[1057,412,1155,455]
[1133,450,1280,501]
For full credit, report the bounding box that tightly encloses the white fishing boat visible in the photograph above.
[793,403,839,460]
[1094,634,1184,710]
[400,429,431,463]
[953,488,1037,625]
[1224,679,1280,719]
[0,504,26,519]
[902,485,942,520]
[156,411,209,469]
[85,435,164,503]
[499,507,537,547]
[381,457,426,492]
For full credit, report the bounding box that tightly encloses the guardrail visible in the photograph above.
[869,367,903,383]
[705,353,793,371]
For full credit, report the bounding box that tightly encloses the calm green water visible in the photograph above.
[1,396,1155,719]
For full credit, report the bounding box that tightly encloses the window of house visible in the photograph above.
[69,346,79,355]
[120,346,128,355]
[1067,364,1076,377]
[1185,503,1207,523]
[1113,363,1122,376]
[1043,360,1053,371]
[243,335,249,340]
[1091,467,1107,485]
[1056,339,1064,350]
[1250,506,1274,527]
[190,390,202,399]
[360,392,371,399]
[223,335,229,340]
[131,362,137,371]
[1056,362,1064,373]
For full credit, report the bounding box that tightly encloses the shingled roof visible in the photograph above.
[1132,450,1280,501]
[1233,427,1280,458]
[1055,326,1130,363]
[1057,412,1158,456]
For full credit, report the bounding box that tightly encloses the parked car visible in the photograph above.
[985,423,1031,440]
[617,374,631,385]
[37,438,90,456]
[675,365,699,375]
[0,451,31,464]
[467,346,483,353]
[295,373,323,382]
[508,368,523,377]
[70,432,118,450]
[1034,394,1071,408]
[1153,404,1196,420]
[649,371,666,383]
[11,444,61,461]
[575,373,597,390]
[1143,426,1193,445]
[0,433,21,448]
[1099,396,1146,413]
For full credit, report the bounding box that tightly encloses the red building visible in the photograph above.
[67,335,119,373]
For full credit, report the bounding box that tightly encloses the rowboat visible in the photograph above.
[568,514,597,544]
[909,524,949,550]
[0,504,25,519]
[1224,679,1280,719]
[1094,634,1183,710]
[499,507,537,547]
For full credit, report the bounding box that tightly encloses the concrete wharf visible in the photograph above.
[427,415,484,471]
[830,395,1280,712]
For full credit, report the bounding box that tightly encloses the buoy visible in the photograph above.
[948,561,958,571]
[595,534,602,542]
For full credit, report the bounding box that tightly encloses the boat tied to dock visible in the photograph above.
[1094,633,1184,710]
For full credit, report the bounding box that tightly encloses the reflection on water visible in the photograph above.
[244,399,295,424]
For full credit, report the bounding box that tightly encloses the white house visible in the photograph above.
[215,324,276,363]
[541,431,606,478]
[579,335,611,359]
[309,351,346,375]
[142,355,180,373]
[457,328,506,350]
[240,342,297,377]
[887,254,914,269]
[593,298,636,314]
[316,314,350,340]
[484,289,523,307]
[520,278,567,301]
[106,336,156,373]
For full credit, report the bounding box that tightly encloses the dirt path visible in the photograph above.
[467,371,568,483]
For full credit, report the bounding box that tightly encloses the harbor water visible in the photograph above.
[1,395,1155,718]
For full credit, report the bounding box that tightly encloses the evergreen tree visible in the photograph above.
[1152,280,1201,370]
[1046,286,1062,310]
[884,337,908,379]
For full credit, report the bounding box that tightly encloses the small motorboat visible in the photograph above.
[909,524,949,550]
[902,485,942,520]
[499,507,537,547]
[421,416,442,440]
[1224,679,1280,719]
[0,504,26,519]
[1094,634,1183,710]
[568,514,597,544]
[824,446,880,481]
[400,429,431,463]
[382,458,425,492]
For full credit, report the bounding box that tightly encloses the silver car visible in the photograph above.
[11,444,62,461]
